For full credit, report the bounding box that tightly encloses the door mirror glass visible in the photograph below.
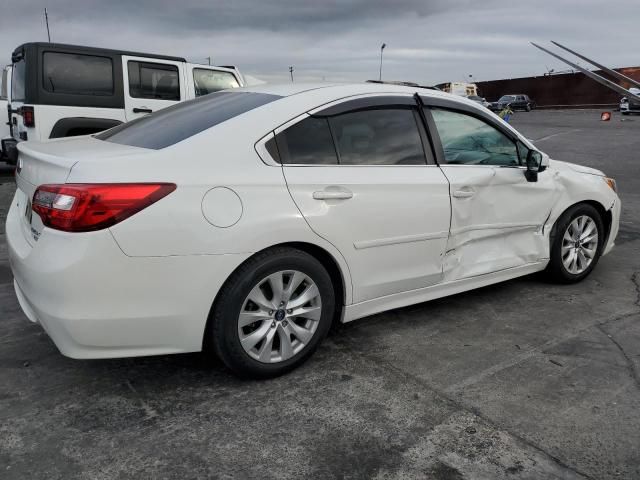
[527,150,542,170]
[525,150,543,182]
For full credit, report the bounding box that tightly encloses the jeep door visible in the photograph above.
[122,56,186,121]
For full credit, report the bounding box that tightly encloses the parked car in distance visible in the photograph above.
[489,94,535,112]
[7,83,620,378]
[4,42,245,164]
[466,95,490,108]
[620,87,640,115]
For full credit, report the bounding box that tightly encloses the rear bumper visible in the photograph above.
[620,104,640,113]
[7,191,250,359]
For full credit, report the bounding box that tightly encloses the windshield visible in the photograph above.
[193,69,239,96]
[498,95,516,102]
[12,59,26,102]
[97,91,281,149]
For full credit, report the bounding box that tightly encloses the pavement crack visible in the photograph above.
[333,334,595,480]
[125,379,159,419]
[632,271,640,308]
[596,324,640,389]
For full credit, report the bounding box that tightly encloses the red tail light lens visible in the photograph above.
[32,183,176,232]
[21,106,35,127]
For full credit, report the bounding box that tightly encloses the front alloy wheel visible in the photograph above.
[560,215,598,274]
[546,203,604,283]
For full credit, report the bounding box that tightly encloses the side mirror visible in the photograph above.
[525,150,543,182]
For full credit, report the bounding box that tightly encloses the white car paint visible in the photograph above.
[6,82,620,361]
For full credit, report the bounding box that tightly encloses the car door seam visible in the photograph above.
[279,164,355,302]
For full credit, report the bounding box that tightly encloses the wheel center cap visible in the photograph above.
[274,309,286,321]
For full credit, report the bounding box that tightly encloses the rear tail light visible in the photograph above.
[21,106,35,127]
[32,183,176,232]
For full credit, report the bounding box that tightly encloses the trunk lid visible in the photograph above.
[15,136,150,245]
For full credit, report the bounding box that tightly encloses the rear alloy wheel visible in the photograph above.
[238,270,322,363]
[546,204,604,283]
[210,248,335,378]
[526,103,532,112]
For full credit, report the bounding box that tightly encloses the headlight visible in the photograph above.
[604,177,617,192]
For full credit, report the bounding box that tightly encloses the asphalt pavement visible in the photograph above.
[0,110,639,479]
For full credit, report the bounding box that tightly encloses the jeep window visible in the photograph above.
[193,69,239,96]
[12,58,26,102]
[43,52,113,95]
[128,61,180,101]
[97,91,280,149]
[0,68,7,100]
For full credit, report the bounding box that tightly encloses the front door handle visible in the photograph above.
[452,190,474,198]
[133,107,153,114]
[313,189,353,200]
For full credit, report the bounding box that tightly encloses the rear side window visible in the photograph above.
[12,59,26,102]
[277,116,338,165]
[193,69,239,96]
[128,61,179,100]
[43,52,113,95]
[97,91,281,149]
[276,107,427,166]
[329,109,425,165]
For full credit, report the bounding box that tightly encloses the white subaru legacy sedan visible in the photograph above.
[7,83,620,377]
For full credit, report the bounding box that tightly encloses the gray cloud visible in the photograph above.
[1,0,639,85]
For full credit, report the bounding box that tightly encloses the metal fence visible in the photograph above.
[476,67,640,108]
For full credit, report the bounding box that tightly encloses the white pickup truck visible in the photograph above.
[4,42,245,164]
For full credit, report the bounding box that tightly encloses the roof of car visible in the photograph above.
[240,82,455,100]
[12,42,187,63]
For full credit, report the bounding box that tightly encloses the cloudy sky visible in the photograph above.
[1,0,639,85]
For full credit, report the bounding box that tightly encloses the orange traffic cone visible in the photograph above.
[601,112,611,121]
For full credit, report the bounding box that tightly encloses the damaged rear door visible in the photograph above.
[425,105,557,280]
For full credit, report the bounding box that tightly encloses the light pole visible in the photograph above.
[379,43,386,81]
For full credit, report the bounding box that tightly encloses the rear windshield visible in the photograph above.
[97,91,281,149]
[12,59,26,102]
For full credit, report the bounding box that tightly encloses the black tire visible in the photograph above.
[209,247,335,378]
[622,111,629,116]
[545,203,605,283]
[526,104,532,112]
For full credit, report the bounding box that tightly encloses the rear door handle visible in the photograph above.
[313,189,353,200]
[452,190,475,198]
[133,107,153,114]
